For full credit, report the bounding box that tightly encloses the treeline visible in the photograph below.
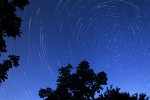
[39,60,149,100]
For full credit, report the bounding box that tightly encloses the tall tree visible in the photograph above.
[0,0,29,84]
[39,60,108,100]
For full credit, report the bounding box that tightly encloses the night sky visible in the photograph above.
[1,0,150,100]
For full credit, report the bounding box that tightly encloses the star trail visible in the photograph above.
[1,0,150,100]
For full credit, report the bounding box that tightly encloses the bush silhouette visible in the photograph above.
[96,85,149,100]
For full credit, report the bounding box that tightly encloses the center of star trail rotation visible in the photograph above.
[1,0,150,100]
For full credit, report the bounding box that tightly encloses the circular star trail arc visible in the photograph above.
[1,0,150,100]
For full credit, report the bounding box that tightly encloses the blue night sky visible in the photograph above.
[1,0,150,100]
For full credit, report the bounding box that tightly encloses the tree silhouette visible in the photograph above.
[39,60,108,100]
[96,85,149,100]
[39,60,149,100]
[0,0,29,84]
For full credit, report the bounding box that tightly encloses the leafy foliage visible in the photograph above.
[96,85,149,100]
[39,61,149,100]
[0,0,29,84]
[39,60,108,100]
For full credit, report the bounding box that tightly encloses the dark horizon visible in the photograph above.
[1,0,150,100]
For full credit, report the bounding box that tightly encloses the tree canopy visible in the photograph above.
[0,0,29,84]
[39,60,149,100]
[96,85,149,100]
[39,60,108,100]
